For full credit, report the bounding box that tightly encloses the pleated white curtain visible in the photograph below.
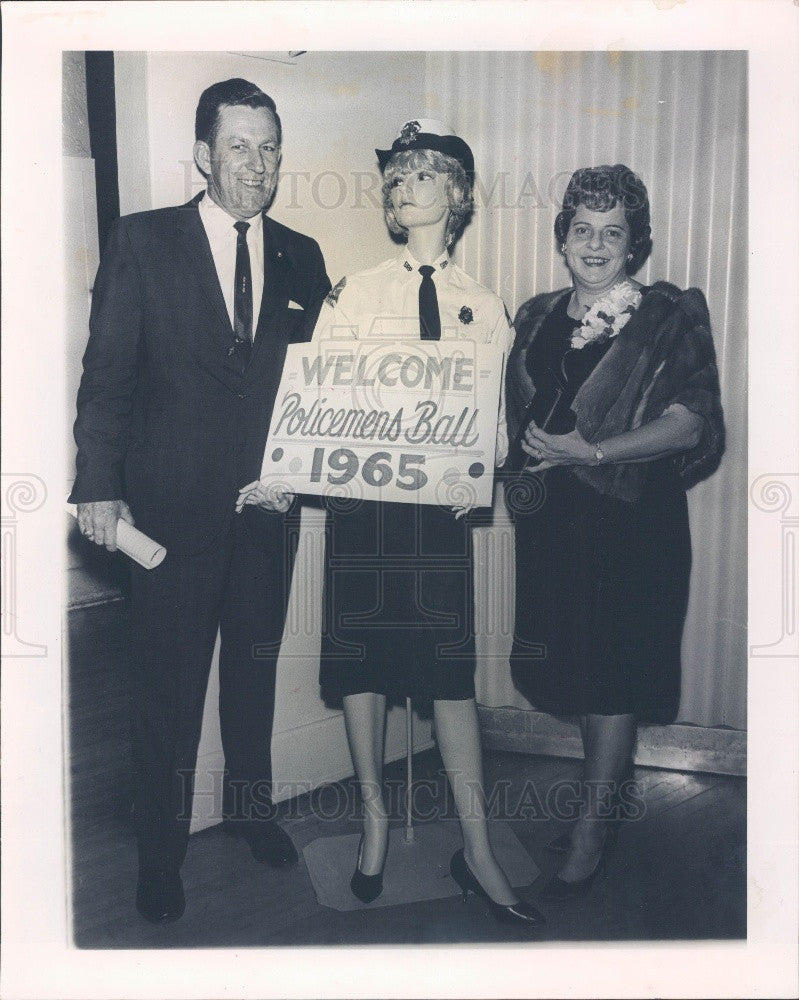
[425,51,747,729]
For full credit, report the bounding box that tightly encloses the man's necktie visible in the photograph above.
[418,265,441,341]
[233,221,253,350]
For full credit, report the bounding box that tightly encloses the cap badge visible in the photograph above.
[398,120,421,145]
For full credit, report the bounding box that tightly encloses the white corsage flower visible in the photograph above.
[570,281,642,350]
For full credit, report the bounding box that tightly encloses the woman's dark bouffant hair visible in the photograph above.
[554,164,652,274]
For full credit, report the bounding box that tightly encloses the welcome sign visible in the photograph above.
[261,340,506,507]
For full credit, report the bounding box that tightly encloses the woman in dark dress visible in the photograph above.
[314,119,543,927]
[505,164,725,900]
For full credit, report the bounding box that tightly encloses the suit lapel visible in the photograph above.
[175,196,234,340]
[247,217,299,397]
[174,200,298,379]
[254,215,292,346]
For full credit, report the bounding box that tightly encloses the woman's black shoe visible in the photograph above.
[546,830,572,854]
[449,849,546,928]
[548,770,634,854]
[350,835,385,904]
[541,848,607,901]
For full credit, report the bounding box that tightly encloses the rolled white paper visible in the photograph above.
[66,504,166,569]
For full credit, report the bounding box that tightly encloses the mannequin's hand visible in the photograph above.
[236,480,295,514]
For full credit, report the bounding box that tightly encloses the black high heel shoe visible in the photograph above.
[548,769,635,855]
[350,835,386,904]
[449,850,546,928]
[541,838,610,901]
[546,830,572,855]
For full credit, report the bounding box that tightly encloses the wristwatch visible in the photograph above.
[594,442,605,466]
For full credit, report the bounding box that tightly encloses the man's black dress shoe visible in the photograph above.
[135,870,185,923]
[223,820,298,868]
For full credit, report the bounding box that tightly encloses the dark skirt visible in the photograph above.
[509,458,691,723]
[320,499,476,711]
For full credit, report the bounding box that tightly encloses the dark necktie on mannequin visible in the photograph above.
[233,221,253,353]
[418,265,441,341]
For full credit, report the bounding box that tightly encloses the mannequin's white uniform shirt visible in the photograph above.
[313,250,513,466]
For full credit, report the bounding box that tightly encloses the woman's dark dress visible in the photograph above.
[320,499,475,711]
[509,292,691,723]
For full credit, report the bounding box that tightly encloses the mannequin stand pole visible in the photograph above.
[404,697,415,844]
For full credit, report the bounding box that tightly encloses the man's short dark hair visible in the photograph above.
[195,78,282,148]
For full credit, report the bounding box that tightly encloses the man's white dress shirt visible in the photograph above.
[198,191,265,330]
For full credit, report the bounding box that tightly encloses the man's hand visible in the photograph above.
[236,480,295,514]
[76,500,135,552]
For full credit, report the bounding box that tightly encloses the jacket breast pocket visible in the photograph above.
[284,306,310,343]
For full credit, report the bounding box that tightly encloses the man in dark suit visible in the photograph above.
[70,79,330,923]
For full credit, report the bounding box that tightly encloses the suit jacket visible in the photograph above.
[70,193,331,553]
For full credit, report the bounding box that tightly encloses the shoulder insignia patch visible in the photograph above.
[325,276,346,308]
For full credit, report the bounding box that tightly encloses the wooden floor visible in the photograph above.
[68,602,746,948]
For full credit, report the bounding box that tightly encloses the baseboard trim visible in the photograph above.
[477,706,746,777]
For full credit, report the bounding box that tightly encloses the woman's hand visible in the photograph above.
[521,420,595,471]
[236,480,295,514]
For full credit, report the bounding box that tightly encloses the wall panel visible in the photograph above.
[426,50,747,728]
